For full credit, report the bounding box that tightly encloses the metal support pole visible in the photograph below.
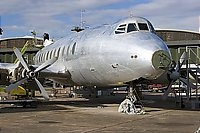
[186,52,190,102]
[177,54,184,108]
[129,82,133,97]
[196,68,198,102]
[4,54,7,63]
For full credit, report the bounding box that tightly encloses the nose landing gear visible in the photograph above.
[118,82,145,115]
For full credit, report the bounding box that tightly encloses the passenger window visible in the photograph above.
[37,54,41,63]
[72,42,76,55]
[57,47,61,57]
[62,46,65,56]
[36,55,38,63]
[44,52,47,60]
[42,53,45,61]
[127,23,137,33]
[40,53,43,62]
[37,54,40,62]
[39,54,42,62]
[67,45,70,55]
[138,23,149,30]
[41,53,43,61]
[49,50,53,59]
[46,51,49,60]
[53,49,57,57]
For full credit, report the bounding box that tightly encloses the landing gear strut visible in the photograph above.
[118,82,145,115]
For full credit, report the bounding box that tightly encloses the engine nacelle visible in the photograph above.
[9,65,37,82]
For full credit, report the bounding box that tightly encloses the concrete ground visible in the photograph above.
[0,92,199,133]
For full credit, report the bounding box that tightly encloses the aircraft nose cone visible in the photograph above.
[152,50,171,70]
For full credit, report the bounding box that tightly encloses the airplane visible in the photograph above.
[0,16,172,100]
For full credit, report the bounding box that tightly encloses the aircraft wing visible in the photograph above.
[0,63,18,85]
[0,63,18,74]
[38,64,72,85]
[0,48,72,99]
[0,62,72,85]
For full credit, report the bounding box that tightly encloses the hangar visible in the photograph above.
[0,36,43,64]
[156,29,200,63]
[0,36,43,85]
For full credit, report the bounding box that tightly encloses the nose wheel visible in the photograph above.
[118,82,145,115]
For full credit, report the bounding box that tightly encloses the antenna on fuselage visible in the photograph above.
[80,9,85,29]
[129,10,134,18]
[71,9,85,32]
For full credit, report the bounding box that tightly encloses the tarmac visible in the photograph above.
[0,92,199,133]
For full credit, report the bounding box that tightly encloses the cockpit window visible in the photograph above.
[127,23,138,33]
[115,24,126,34]
[147,21,156,33]
[119,24,126,27]
[115,20,155,34]
[117,27,126,31]
[138,23,149,30]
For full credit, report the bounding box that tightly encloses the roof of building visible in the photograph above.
[155,28,200,35]
[0,36,43,41]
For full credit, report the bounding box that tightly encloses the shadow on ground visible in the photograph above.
[0,92,199,114]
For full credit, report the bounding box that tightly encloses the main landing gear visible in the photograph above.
[118,82,145,115]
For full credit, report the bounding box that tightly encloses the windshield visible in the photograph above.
[127,23,138,33]
[114,18,156,34]
[138,23,149,31]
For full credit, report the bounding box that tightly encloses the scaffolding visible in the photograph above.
[177,46,200,108]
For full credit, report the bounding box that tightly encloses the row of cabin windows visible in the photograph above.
[36,42,76,63]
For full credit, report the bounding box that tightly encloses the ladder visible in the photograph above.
[177,46,200,108]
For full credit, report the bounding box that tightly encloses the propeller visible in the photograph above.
[6,78,27,92]
[6,48,57,100]
[162,80,174,99]
[162,52,194,100]
[13,47,30,71]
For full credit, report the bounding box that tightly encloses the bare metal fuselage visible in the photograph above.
[34,17,171,87]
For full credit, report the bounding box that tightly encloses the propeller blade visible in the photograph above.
[6,78,27,92]
[162,80,174,100]
[180,77,196,89]
[175,60,180,72]
[34,78,49,100]
[174,52,187,72]
[13,47,30,71]
[35,57,57,73]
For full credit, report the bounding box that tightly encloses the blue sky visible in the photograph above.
[0,0,199,39]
